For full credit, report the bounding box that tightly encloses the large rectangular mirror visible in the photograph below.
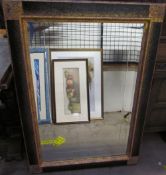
[26,21,145,162]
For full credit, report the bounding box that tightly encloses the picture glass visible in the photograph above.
[63,68,81,115]
[27,21,145,162]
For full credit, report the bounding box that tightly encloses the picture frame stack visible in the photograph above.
[30,48,103,124]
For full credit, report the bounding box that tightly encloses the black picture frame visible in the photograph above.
[51,59,90,124]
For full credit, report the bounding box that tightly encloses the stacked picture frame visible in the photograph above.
[51,58,90,123]
[30,48,51,124]
[50,49,103,123]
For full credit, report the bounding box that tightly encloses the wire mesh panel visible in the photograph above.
[103,23,144,63]
[29,22,144,63]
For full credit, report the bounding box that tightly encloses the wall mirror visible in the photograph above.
[4,0,165,172]
[26,21,145,162]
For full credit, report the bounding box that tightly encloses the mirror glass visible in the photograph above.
[27,21,144,161]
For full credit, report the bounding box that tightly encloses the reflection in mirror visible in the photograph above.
[28,22,144,161]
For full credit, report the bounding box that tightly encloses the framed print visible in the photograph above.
[30,48,51,124]
[51,59,90,124]
[50,49,103,120]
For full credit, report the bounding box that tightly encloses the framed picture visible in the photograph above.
[50,49,103,120]
[30,48,51,124]
[51,59,90,124]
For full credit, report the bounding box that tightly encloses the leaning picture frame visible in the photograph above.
[51,59,90,124]
[50,49,103,120]
[30,48,51,124]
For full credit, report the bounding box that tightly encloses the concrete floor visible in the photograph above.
[39,112,131,161]
[0,133,166,175]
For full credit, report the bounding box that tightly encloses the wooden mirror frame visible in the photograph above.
[3,0,165,173]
